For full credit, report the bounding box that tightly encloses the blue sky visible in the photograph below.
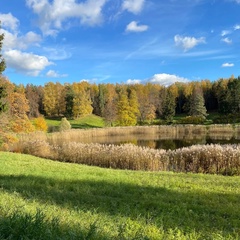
[1,0,240,86]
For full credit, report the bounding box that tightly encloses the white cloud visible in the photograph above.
[174,35,205,52]
[122,0,145,14]
[127,73,190,86]
[147,73,189,86]
[46,70,67,78]
[43,47,72,60]
[221,30,231,36]
[1,29,42,50]
[0,13,19,32]
[126,79,141,84]
[221,37,232,44]
[222,63,234,67]
[26,0,108,36]
[4,50,53,76]
[126,21,148,32]
[0,13,42,51]
[234,24,240,30]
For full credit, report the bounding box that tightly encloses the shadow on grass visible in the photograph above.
[0,174,239,238]
[71,123,102,129]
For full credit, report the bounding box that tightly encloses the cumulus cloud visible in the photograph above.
[147,73,189,86]
[221,37,232,44]
[126,79,141,84]
[4,50,53,76]
[222,63,234,67]
[125,21,148,32]
[122,0,145,14]
[0,29,42,50]
[46,70,68,78]
[0,14,42,51]
[174,35,206,52]
[26,0,108,36]
[0,13,19,32]
[127,73,189,86]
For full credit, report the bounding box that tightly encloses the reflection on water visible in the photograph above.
[82,134,240,150]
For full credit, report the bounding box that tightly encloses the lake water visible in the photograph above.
[83,134,240,150]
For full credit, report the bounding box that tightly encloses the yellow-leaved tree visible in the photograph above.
[72,82,93,119]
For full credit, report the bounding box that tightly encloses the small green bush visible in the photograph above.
[59,117,71,132]
[179,115,205,124]
[213,114,240,124]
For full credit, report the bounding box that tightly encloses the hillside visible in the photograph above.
[0,152,239,239]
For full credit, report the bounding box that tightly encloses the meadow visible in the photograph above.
[0,152,239,239]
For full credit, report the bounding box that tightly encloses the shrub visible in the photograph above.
[59,117,71,132]
[10,117,35,133]
[179,116,205,124]
[33,116,48,132]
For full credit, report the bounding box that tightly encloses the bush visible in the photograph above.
[33,116,48,132]
[59,117,71,132]
[179,116,205,124]
[213,114,240,124]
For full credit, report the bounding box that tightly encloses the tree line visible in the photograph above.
[1,75,240,128]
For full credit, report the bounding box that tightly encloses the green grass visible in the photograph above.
[0,152,239,239]
[70,114,105,129]
[46,114,105,130]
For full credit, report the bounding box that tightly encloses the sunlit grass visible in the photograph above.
[45,114,105,131]
[0,152,239,239]
[70,114,105,129]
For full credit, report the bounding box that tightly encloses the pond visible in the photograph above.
[90,136,240,150]
[79,131,240,150]
[48,125,240,150]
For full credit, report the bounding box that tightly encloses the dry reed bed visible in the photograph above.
[13,137,240,175]
[47,125,207,145]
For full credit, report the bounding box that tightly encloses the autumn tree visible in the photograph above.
[25,84,40,118]
[90,84,99,116]
[212,78,230,114]
[116,90,131,126]
[102,84,117,126]
[9,91,34,133]
[128,89,140,125]
[72,82,93,119]
[43,82,66,116]
[116,89,139,126]
[33,116,48,132]
[132,84,156,124]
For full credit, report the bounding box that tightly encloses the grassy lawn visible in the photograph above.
[0,152,239,239]
[46,114,105,130]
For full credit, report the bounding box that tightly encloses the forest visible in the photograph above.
[1,74,240,127]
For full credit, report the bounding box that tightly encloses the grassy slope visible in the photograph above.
[46,114,105,129]
[0,152,239,239]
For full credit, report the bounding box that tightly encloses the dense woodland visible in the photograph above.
[1,75,240,127]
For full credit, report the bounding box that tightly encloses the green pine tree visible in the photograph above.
[189,86,207,119]
[0,23,6,75]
